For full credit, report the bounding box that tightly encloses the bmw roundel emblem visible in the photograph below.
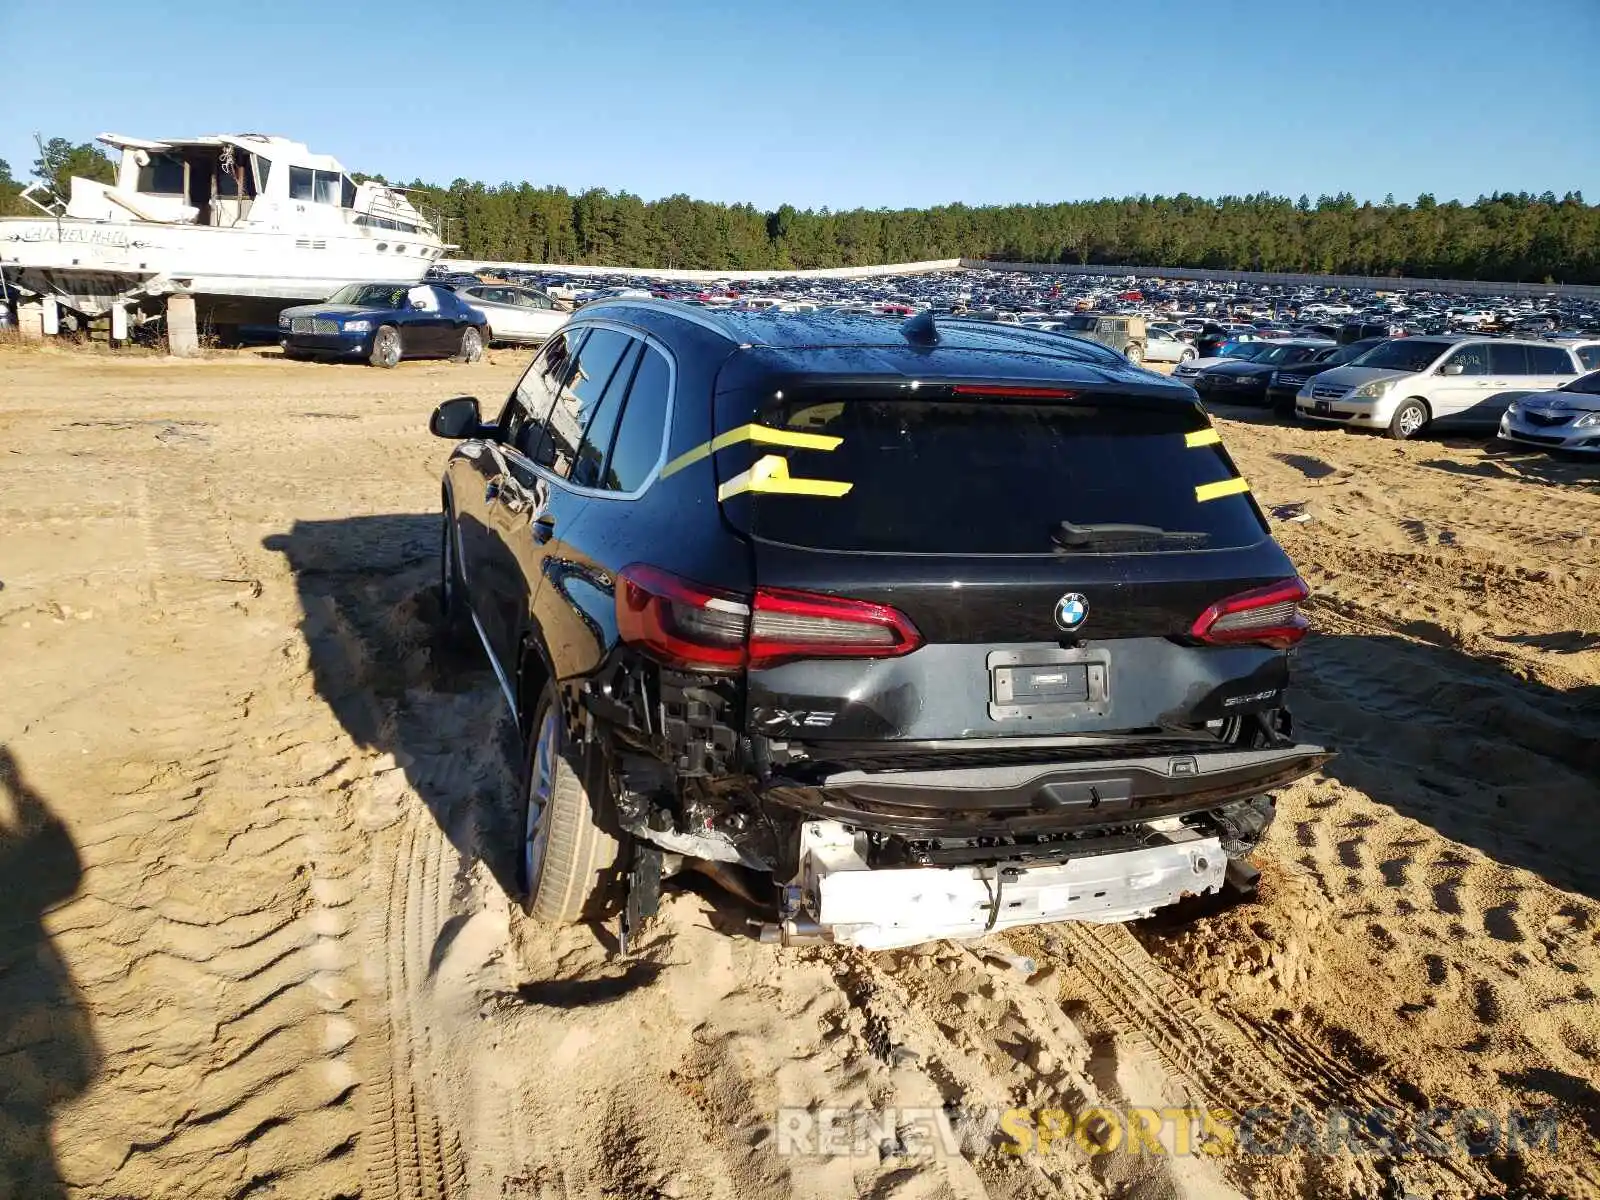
[1055,592,1089,631]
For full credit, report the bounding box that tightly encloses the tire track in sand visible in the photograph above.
[24,446,377,1198]
[1041,922,1508,1197]
[356,792,467,1200]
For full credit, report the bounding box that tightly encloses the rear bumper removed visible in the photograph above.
[765,743,1331,838]
[763,819,1227,950]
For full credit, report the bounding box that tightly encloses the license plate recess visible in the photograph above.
[988,647,1111,721]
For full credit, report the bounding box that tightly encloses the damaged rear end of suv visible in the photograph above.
[432,302,1331,950]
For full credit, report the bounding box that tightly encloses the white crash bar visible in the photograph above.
[814,829,1225,950]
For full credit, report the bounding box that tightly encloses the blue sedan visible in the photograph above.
[279,282,490,367]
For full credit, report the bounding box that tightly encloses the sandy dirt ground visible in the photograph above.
[1,343,1597,1200]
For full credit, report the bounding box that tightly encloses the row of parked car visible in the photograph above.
[281,268,1600,456]
[1177,330,1600,450]
[277,278,571,366]
[426,263,1600,341]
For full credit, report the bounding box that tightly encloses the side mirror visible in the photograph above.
[430,396,482,439]
[1440,363,1465,376]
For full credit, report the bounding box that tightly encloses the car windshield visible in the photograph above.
[1329,339,1382,364]
[1562,369,1600,395]
[1222,343,1271,360]
[1251,345,1304,365]
[1061,315,1097,330]
[722,389,1266,555]
[327,283,408,306]
[1351,339,1452,371]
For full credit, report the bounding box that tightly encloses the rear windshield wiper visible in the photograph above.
[1052,520,1210,552]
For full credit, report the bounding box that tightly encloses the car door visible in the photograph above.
[1428,342,1492,422]
[513,289,566,342]
[1519,344,1580,413]
[1466,342,1540,427]
[498,325,639,685]
[541,336,674,682]
[464,287,516,341]
[458,327,585,678]
[400,284,447,356]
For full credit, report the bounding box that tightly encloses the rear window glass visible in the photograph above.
[725,390,1267,555]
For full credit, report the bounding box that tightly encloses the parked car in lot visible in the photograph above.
[1050,313,1149,361]
[1191,340,1332,407]
[449,283,568,345]
[1172,340,1276,382]
[280,283,489,367]
[1265,338,1386,414]
[1498,368,1600,454]
[1196,323,1260,359]
[428,303,1329,947]
[1551,338,1600,372]
[1295,336,1584,439]
[1144,326,1198,363]
[1338,319,1404,343]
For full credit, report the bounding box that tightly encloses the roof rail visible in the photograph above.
[576,297,744,342]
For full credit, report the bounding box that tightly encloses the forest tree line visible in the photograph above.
[4,138,1598,284]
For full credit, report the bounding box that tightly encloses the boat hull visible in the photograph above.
[0,218,437,324]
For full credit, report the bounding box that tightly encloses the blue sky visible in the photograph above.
[3,0,1596,211]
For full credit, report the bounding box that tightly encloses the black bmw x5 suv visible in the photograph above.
[430,302,1330,949]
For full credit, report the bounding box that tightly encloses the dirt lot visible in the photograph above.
[2,344,1598,1200]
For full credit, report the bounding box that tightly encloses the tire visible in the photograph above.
[1125,342,1145,364]
[1180,348,1196,362]
[458,326,484,363]
[438,506,470,646]
[369,324,402,368]
[519,683,619,924]
[1388,398,1430,440]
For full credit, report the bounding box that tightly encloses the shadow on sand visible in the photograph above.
[264,514,527,900]
[0,747,100,1200]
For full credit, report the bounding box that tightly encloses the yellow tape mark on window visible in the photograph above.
[661,423,844,480]
[717,454,853,501]
[1195,477,1251,502]
[1185,428,1222,448]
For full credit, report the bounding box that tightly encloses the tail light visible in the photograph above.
[1191,577,1310,649]
[750,588,922,668]
[616,566,923,671]
[952,384,1078,399]
[616,566,748,671]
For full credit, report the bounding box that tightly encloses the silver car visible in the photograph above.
[453,284,568,346]
[1144,328,1197,364]
[1499,368,1600,454]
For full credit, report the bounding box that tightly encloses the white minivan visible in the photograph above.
[1295,336,1585,439]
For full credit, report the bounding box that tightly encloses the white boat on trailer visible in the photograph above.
[0,133,446,342]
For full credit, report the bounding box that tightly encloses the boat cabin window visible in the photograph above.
[289,166,352,207]
[252,155,272,194]
[138,152,187,195]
